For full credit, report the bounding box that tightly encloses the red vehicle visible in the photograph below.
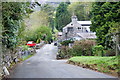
[27,41,36,47]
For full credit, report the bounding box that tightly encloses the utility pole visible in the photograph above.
[116,30,120,56]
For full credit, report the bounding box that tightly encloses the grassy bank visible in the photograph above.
[22,54,34,61]
[68,56,119,75]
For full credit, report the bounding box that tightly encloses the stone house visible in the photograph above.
[59,15,96,41]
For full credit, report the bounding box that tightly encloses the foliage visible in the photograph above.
[25,11,49,30]
[106,22,120,50]
[68,2,92,20]
[72,40,96,56]
[24,9,54,42]
[92,45,105,56]
[59,40,96,58]
[24,26,52,42]
[40,4,55,32]
[41,4,55,16]
[52,27,59,40]
[2,2,32,49]
[58,46,72,59]
[69,56,119,73]
[20,45,29,51]
[60,40,74,46]
[90,2,120,48]
[104,49,116,56]
[22,54,34,61]
[55,2,71,31]
[35,26,52,42]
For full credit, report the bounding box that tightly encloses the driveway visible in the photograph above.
[10,44,117,79]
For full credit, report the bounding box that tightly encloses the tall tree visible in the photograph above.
[40,4,55,32]
[2,2,32,49]
[55,2,71,31]
[68,2,92,21]
[25,11,49,30]
[90,2,120,48]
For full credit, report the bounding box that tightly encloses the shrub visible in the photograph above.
[58,46,72,59]
[72,40,96,56]
[92,45,105,56]
[58,40,96,59]
[60,40,74,46]
[20,45,29,51]
[24,26,52,42]
[104,49,116,56]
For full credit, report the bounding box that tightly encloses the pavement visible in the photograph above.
[10,44,118,79]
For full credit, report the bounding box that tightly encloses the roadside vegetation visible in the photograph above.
[68,56,119,74]
[1,2,55,78]
[22,54,34,61]
[58,40,96,58]
[57,2,119,77]
[1,1,120,78]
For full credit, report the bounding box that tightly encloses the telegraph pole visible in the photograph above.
[116,30,120,56]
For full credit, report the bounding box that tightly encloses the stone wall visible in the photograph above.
[0,42,44,79]
[1,46,36,78]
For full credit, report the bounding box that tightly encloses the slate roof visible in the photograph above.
[77,33,97,39]
[77,21,92,25]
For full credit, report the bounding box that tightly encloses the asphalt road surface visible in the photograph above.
[10,44,117,79]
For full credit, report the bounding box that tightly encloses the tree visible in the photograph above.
[25,11,49,30]
[107,22,120,55]
[2,2,32,49]
[55,2,71,31]
[68,2,92,21]
[40,4,55,33]
[90,2,120,48]
[24,26,52,43]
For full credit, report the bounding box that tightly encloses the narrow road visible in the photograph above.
[10,44,116,78]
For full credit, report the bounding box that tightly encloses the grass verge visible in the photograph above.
[22,54,34,61]
[68,56,120,76]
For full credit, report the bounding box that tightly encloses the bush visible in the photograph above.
[24,26,52,42]
[58,46,72,59]
[92,45,105,56]
[20,45,29,51]
[58,40,96,59]
[72,40,96,56]
[60,40,74,46]
[104,49,116,56]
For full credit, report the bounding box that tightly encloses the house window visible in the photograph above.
[67,27,73,32]
[78,27,81,29]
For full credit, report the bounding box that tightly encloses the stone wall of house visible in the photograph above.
[62,31,77,40]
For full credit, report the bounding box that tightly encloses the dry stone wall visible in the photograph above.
[1,46,36,78]
[0,42,44,79]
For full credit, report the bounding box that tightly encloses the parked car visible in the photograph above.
[27,41,36,47]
